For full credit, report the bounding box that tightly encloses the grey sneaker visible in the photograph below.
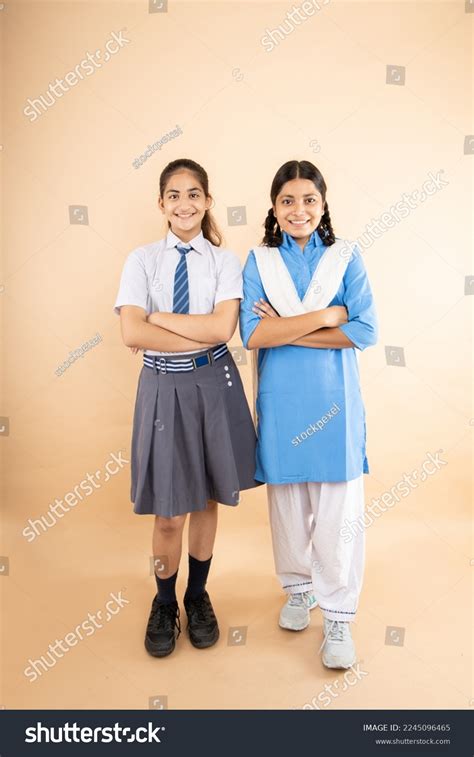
[319,618,356,669]
[279,591,318,631]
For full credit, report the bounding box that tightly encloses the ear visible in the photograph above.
[206,194,213,210]
[158,197,165,214]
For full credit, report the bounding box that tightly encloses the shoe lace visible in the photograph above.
[318,620,347,653]
[288,592,310,607]
[150,601,181,637]
[189,594,214,624]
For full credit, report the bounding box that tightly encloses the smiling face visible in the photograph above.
[273,178,325,249]
[158,170,212,242]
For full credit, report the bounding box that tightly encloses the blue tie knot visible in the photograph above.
[176,243,192,256]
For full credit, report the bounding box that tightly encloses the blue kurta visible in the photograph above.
[239,230,378,484]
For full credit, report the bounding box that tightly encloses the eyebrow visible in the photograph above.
[280,193,320,199]
[165,187,203,194]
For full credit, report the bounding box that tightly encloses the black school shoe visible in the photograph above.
[183,591,220,649]
[144,596,181,657]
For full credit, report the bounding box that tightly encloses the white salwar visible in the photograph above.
[267,476,365,622]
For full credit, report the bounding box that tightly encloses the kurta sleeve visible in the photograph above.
[239,251,268,349]
[338,245,378,351]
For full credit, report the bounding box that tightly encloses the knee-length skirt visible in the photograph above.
[130,346,262,517]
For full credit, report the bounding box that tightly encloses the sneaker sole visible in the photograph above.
[144,638,177,658]
[279,619,310,631]
[187,627,220,649]
[322,654,356,670]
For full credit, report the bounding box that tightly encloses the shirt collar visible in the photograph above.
[281,228,325,254]
[165,229,206,255]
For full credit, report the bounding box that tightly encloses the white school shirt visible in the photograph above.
[114,229,243,355]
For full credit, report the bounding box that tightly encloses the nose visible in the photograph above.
[293,200,306,215]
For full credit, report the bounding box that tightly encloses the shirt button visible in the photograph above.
[225,373,230,378]
[227,381,232,387]
[224,365,229,371]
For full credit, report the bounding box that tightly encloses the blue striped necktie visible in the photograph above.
[173,243,192,313]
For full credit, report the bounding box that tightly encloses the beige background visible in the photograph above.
[1,0,472,710]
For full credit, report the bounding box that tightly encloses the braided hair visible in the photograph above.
[262,160,336,247]
[159,158,222,247]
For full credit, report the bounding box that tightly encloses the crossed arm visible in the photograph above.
[248,299,354,349]
[240,248,378,351]
[119,299,240,352]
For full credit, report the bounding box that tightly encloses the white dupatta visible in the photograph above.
[250,239,354,424]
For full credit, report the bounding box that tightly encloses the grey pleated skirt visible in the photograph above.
[130,346,262,517]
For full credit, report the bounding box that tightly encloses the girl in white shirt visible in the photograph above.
[114,158,260,658]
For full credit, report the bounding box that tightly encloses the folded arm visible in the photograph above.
[292,328,355,349]
[147,299,240,344]
[247,308,335,349]
[119,306,215,352]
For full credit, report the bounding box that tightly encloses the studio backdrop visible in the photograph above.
[1,0,472,710]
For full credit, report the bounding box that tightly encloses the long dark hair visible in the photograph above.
[159,158,223,246]
[262,160,336,247]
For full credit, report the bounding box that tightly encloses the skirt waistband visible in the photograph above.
[143,343,228,374]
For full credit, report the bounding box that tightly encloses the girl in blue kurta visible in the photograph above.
[240,160,378,669]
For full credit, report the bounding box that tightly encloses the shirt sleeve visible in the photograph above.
[214,249,244,305]
[239,251,268,349]
[338,244,378,351]
[113,248,149,315]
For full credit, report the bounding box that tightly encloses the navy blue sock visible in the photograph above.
[184,554,212,601]
[155,569,178,605]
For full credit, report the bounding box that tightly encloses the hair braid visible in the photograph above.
[262,207,283,247]
[317,202,336,246]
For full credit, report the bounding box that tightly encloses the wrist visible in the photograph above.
[314,309,328,329]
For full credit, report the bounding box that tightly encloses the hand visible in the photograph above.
[252,298,279,319]
[324,305,348,328]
